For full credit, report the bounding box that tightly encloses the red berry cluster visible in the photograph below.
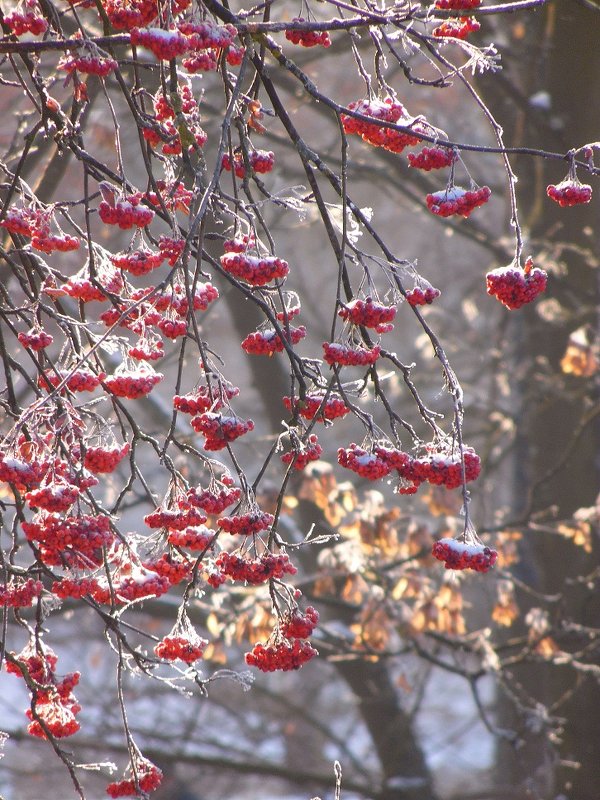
[8,642,82,740]
[4,9,48,35]
[129,336,165,361]
[103,0,158,29]
[18,328,53,351]
[280,606,319,639]
[0,454,45,491]
[338,298,396,330]
[486,260,547,310]
[242,325,306,355]
[185,481,242,514]
[433,17,481,39]
[98,195,154,229]
[39,368,105,393]
[546,179,592,206]
[220,248,289,286]
[142,553,192,585]
[154,634,207,663]
[0,578,43,608]
[25,481,81,513]
[408,146,457,170]
[51,577,101,599]
[130,27,189,60]
[432,537,498,573]
[103,368,163,399]
[406,285,441,306]
[167,525,215,551]
[323,342,381,367]
[426,186,491,217]
[191,411,254,450]
[181,50,218,72]
[0,206,80,252]
[215,551,297,585]
[338,443,392,480]
[113,566,171,601]
[144,505,207,531]
[143,84,207,154]
[178,19,237,48]
[435,0,481,8]
[281,434,323,470]
[110,249,165,276]
[158,235,185,265]
[226,45,245,65]
[222,149,275,178]
[106,759,163,798]
[174,381,239,415]
[341,98,423,154]
[22,513,115,568]
[283,392,350,421]
[219,510,274,535]
[245,638,317,671]
[58,53,118,77]
[284,19,331,47]
[83,442,130,473]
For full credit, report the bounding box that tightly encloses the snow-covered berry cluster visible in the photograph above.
[546,179,592,207]
[432,538,498,573]
[426,186,491,218]
[103,368,163,399]
[242,325,306,355]
[486,259,547,309]
[323,342,381,367]
[285,19,331,47]
[406,285,441,306]
[245,638,317,671]
[281,434,323,470]
[218,510,274,536]
[338,298,396,330]
[190,411,254,450]
[433,17,481,39]
[407,146,457,170]
[98,195,154,229]
[215,551,297,584]
[341,98,424,154]
[154,634,207,663]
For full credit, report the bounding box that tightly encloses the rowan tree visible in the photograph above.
[0,0,599,798]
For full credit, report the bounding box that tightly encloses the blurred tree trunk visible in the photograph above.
[479,2,600,797]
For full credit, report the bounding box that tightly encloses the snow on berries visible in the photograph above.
[434,0,481,9]
[408,146,457,171]
[242,325,306,356]
[323,341,381,367]
[486,257,547,310]
[338,297,396,330]
[281,434,323,470]
[547,179,592,207]
[103,367,163,399]
[191,411,254,450]
[433,17,481,39]
[130,27,189,60]
[432,537,498,573]
[406,284,441,306]
[245,638,318,671]
[106,757,163,798]
[341,97,426,154]
[98,193,155,229]
[216,551,297,585]
[285,19,331,48]
[218,509,274,536]
[426,185,491,218]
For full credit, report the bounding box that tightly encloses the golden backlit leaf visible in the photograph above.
[341,574,369,604]
[560,328,598,377]
[535,637,560,658]
[556,521,593,553]
[312,575,336,598]
[203,641,227,664]
[351,605,392,652]
[492,598,519,627]
[422,486,463,517]
[206,612,222,637]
